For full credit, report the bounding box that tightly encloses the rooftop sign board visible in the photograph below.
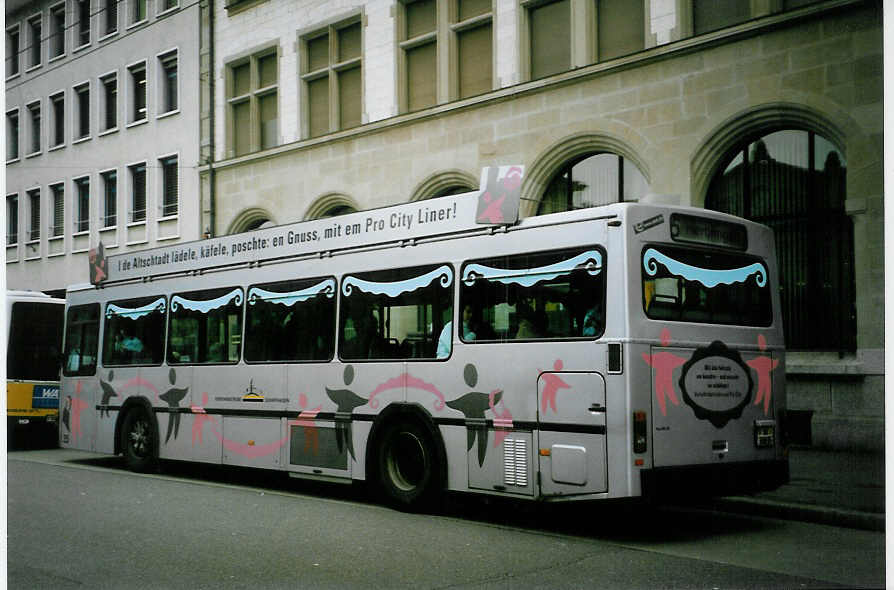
[90,166,523,285]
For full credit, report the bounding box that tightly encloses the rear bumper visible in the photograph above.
[641,459,789,500]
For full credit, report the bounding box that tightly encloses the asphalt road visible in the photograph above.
[6,449,886,589]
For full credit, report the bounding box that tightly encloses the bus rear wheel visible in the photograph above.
[376,419,439,510]
[121,407,158,473]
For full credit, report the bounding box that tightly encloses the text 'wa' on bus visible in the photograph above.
[7,290,65,447]
[60,166,788,509]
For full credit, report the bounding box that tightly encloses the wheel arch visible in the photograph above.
[365,402,448,492]
[114,396,159,457]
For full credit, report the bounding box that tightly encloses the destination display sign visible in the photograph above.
[90,166,523,284]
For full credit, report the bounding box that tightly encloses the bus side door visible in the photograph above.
[538,371,607,497]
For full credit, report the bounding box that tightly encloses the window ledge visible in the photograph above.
[126,19,149,31]
[157,6,179,17]
[73,135,91,145]
[7,157,20,165]
[25,64,42,74]
[99,31,118,42]
[73,42,91,53]
[128,220,147,229]
[786,349,884,377]
[49,143,65,152]
[157,109,180,120]
[98,127,119,137]
[126,118,148,129]
[48,54,65,65]
[6,72,21,82]
[25,150,42,158]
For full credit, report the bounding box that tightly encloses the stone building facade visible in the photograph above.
[201,0,883,450]
[5,0,202,295]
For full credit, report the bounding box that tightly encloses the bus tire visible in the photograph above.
[121,407,158,473]
[375,418,439,510]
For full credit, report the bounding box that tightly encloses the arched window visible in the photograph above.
[319,204,356,218]
[537,153,650,215]
[705,129,855,352]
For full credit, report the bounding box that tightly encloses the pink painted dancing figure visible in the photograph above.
[190,392,214,446]
[69,394,89,441]
[641,328,687,416]
[746,334,780,415]
[539,359,571,415]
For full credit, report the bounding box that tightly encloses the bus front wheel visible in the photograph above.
[121,407,158,473]
[375,419,439,510]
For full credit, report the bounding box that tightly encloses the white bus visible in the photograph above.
[7,290,65,445]
[60,168,788,508]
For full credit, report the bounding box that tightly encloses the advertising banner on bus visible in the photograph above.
[90,166,523,284]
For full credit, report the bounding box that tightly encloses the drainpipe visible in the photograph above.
[205,0,217,238]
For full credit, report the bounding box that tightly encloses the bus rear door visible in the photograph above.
[537,371,608,497]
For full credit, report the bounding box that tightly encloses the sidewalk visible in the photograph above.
[710,447,885,531]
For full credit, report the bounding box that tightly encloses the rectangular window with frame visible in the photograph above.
[28,15,42,68]
[7,110,19,161]
[168,287,244,365]
[77,0,91,46]
[102,73,117,130]
[102,170,117,227]
[63,303,100,376]
[245,277,336,362]
[75,177,90,233]
[400,0,437,112]
[597,0,644,61]
[75,83,90,139]
[51,183,64,237]
[528,0,570,80]
[131,0,147,24]
[228,49,278,155]
[160,155,178,217]
[103,296,167,366]
[104,0,118,35]
[7,26,20,77]
[129,62,147,122]
[159,51,178,114]
[459,247,606,342]
[50,4,66,58]
[339,264,454,360]
[129,162,146,222]
[454,0,492,100]
[27,188,40,242]
[28,101,41,154]
[302,21,361,137]
[7,195,19,245]
[51,92,65,147]
[692,0,750,35]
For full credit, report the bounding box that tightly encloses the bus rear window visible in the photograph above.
[642,245,771,326]
[8,301,64,380]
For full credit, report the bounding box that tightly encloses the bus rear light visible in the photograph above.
[633,411,647,453]
[754,420,775,448]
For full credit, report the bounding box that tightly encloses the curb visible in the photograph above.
[710,496,885,532]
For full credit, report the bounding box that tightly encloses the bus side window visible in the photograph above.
[244,278,337,363]
[460,247,606,342]
[168,287,243,365]
[339,265,454,361]
[102,296,166,367]
[63,303,100,377]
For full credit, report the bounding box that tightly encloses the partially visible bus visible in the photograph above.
[60,168,788,508]
[7,290,66,445]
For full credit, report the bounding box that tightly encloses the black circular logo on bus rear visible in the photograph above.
[679,341,753,429]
